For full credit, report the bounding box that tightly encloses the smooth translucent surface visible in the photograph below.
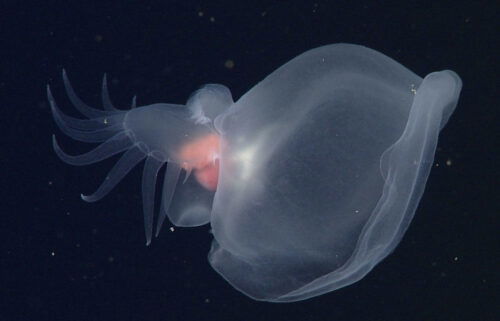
[50,44,461,302]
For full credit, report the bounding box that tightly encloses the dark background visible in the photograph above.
[1,1,498,320]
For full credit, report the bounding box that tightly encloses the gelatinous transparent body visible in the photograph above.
[50,44,462,302]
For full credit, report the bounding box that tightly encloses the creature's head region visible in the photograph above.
[178,134,221,191]
[187,84,233,125]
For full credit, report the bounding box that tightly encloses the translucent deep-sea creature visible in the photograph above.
[50,44,462,302]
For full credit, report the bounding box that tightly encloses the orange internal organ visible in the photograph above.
[178,134,220,191]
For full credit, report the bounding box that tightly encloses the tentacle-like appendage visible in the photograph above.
[156,162,181,237]
[81,146,146,202]
[52,132,132,166]
[50,70,183,245]
[48,85,96,130]
[141,156,165,245]
[52,112,122,143]
[62,69,110,118]
[182,168,192,184]
[50,96,123,131]
[48,85,123,142]
[131,95,137,109]
[102,73,119,111]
